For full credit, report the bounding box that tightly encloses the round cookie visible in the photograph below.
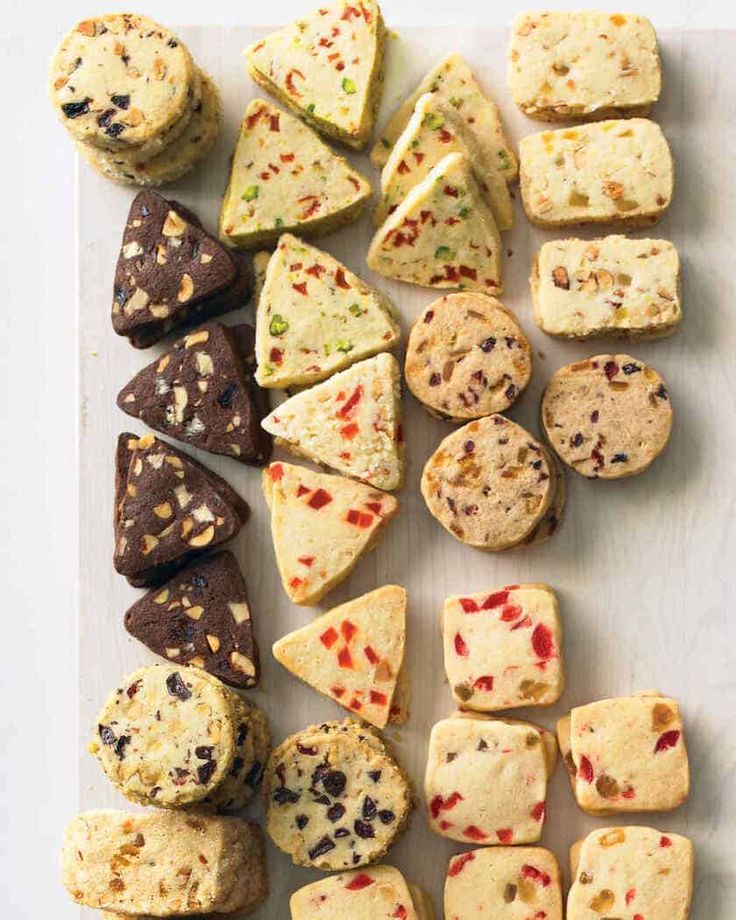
[204,696,267,813]
[49,13,195,153]
[421,414,554,551]
[523,448,566,547]
[90,664,236,808]
[264,719,412,870]
[405,293,532,421]
[541,354,673,479]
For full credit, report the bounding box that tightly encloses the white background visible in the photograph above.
[1,1,735,917]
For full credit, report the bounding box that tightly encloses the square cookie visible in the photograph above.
[290,865,429,919]
[442,583,564,711]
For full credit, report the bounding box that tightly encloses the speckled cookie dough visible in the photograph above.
[290,865,425,919]
[521,447,566,547]
[205,696,271,812]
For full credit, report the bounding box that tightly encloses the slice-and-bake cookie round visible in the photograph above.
[205,696,271,813]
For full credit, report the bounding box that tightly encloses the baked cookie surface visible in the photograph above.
[205,696,271,813]
[290,865,423,919]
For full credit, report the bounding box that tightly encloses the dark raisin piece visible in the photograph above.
[126,680,141,698]
[140,204,150,218]
[590,410,599,423]
[622,362,641,375]
[656,383,669,400]
[334,827,350,838]
[504,336,515,348]
[362,796,377,820]
[114,285,127,306]
[352,852,361,865]
[611,453,628,463]
[190,573,208,589]
[218,383,238,408]
[197,760,217,785]
[97,108,116,128]
[167,38,178,47]
[245,761,263,787]
[61,99,90,118]
[504,384,517,401]
[354,820,375,839]
[99,724,116,745]
[273,786,301,805]
[571,432,584,447]
[378,810,395,825]
[297,742,318,755]
[308,835,335,860]
[114,735,130,760]
[111,93,130,109]
[327,803,346,822]
[423,310,434,323]
[480,337,496,352]
[166,671,191,701]
[429,372,441,387]
[368,770,382,782]
[463,440,475,453]
[312,793,330,806]
[195,746,213,760]
[603,360,619,380]
[229,756,245,777]
[532,459,542,470]
[295,814,309,830]
[323,770,347,797]
[236,723,249,746]
[104,122,126,138]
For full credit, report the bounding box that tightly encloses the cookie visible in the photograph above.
[255,233,399,388]
[532,236,682,339]
[421,415,554,551]
[261,353,404,491]
[445,846,563,918]
[567,826,694,920]
[375,93,513,231]
[405,293,531,421]
[520,119,673,229]
[442,583,564,711]
[521,448,566,547]
[265,719,412,869]
[205,696,271,813]
[245,0,386,151]
[367,152,503,294]
[273,585,406,728]
[124,551,260,689]
[425,716,551,845]
[370,52,517,182]
[252,251,271,304]
[219,99,371,249]
[541,354,673,479]
[290,866,425,919]
[510,12,661,122]
[263,462,399,605]
[117,323,272,465]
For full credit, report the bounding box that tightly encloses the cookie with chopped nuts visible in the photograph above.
[405,293,531,421]
[117,322,271,465]
[541,354,673,478]
[290,865,426,919]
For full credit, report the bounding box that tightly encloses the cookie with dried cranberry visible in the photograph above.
[521,448,566,547]
[541,354,673,479]
[290,865,426,919]
[405,293,531,421]
[205,696,271,813]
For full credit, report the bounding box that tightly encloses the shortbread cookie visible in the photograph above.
[261,353,404,491]
[522,448,566,547]
[124,551,260,689]
[389,663,411,725]
[245,0,386,150]
[520,119,673,228]
[367,153,503,294]
[541,354,673,479]
[371,52,517,182]
[290,865,424,919]
[510,12,661,122]
[532,236,682,339]
[405,293,531,421]
[255,233,399,388]
[421,415,554,550]
[273,585,406,728]
[425,716,550,845]
[445,846,563,918]
[219,99,371,249]
[567,826,694,920]
[206,696,271,812]
[451,711,559,776]
[442,583,564,711]
[252,251,271,304]
[265,719,412,869]
[376,93,513,231]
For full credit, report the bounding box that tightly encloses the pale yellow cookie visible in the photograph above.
[290,865,422,919]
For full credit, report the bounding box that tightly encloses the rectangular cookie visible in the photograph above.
[510,12,661,121]
[532,235,681,338]
[289,865,423,919]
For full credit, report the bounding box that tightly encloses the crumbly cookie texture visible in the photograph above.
[567,826,694,920]
[255,233,399,388]
[541,354,673,479]
[245,0,386,150]
[532,235,682,338]
[558,693,690,814]
[261,353,404,491]
[265,719,412,869]
[263,462,399,605]
[445,846,563,919]
[367,153,503,294]
[219,99,371,249]
[442,583,564,711]
[273,585,406,728]
[510,11,661,122]
[405,293,531,421]
[376,93,513,231]
[519,119,673,228]
[421,414,554,551]
[371,52,517,182]
[290,865,425,919]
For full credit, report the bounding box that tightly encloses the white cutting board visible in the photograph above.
[77,24,736,918]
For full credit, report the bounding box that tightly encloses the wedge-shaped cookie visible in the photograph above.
[290,866,426,919]
[255,234,399,388]
[568,826,694,920]
[510,11,661,122]
[371,52,517,182]
[532,236,682,339]
[219,99,371,248]
[253,251,271,304]
[273,585,406,728]
[245,0,386,150]
[263,462,399,604]
[367,153,502,293]
[261,353,404,490]
[376,93,513,231]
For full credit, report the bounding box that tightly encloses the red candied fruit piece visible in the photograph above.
[495,828,513,844]
[439,819,452,830]
[341,422,359,439]
[292,282,308,296]
[634,916,644,920]
[296,484,310,497]
[531,800,546,822]
[578,755,594,783]
[337,646,354,669]
[297,555,315,567]
[269,347,284,365]
[320,627,338,649]
[370,690,387,706]
[346,508,374,528]
[268,463,283,481]
[337,385,363,418]
[626,889,637,905]
[392,908,407,920]
[331,685,345,698]
[622,786,636,799]
[522,864,551,887]
[459,597,480,613]
[334,267,350,289]
[345,873,374,891]
[654,730,681,753]
[511,615,532,631]
[349,697,362,711]
[289,576,304,589]
[454,633,469,657]
[482,590,510,609]
[448,851,476,877]
[473,676,494,691]
[308,488,333,510]
[340,619,357,643]
[364,501,383,515]
[532,623,555,659]
[464,826,488,841]
[500,604,522,622]
[430,791,463,818]
[364,645,378,665]
[660,835,672,848]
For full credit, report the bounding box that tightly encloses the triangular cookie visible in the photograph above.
[255,233,399,388]
[375,93,513,231]
[261,353,404,490]
[263,461,399,604]
[219,99,371,249]
[370,52,518,182]
[245,0,386,150]
[252,251,272,306]
[272,585,406,728]
[367,152,503,293]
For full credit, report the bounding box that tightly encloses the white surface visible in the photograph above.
[1,2,735,918]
